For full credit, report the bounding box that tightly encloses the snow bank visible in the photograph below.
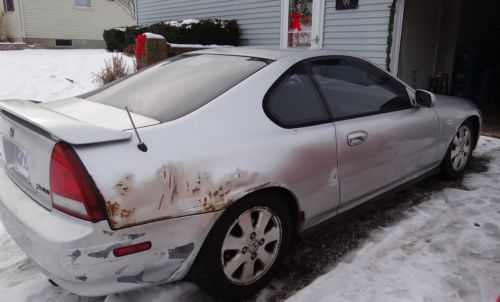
[0,49,135,103]
[288,136,500,302]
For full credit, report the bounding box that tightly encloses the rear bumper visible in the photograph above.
[0,166,221,296]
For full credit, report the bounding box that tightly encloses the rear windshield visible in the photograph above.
[83,54,268,122]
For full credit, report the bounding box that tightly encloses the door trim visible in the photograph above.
[280,0,325,49]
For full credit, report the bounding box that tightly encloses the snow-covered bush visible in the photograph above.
[103,19,240,52]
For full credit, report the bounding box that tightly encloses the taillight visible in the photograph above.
[50,143,105,222]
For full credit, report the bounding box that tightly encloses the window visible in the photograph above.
[83,54,268,123]
[75,0,91,8]
[55,39,73,47]
[265,64,329,128]
[307,58,412,120]
[3,0,14,12]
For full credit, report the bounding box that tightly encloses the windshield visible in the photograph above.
[83,54,269,122]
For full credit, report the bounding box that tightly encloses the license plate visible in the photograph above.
[14,145,30,181]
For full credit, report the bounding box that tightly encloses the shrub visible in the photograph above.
[93,55,131,85]
[103,19,240,52]
[103,29,126,52]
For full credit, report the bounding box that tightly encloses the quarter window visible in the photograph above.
[307,58,412,120]
[265,64,329,128]
[75,0,91,8]
[3,0,14,12]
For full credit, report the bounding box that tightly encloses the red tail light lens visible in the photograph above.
[113,241,152,257]
[50,143,105,222]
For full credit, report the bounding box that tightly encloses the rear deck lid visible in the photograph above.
[0,99,152,210]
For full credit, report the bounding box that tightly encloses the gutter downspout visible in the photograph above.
[135,0,138,26]
[17,0,25,41]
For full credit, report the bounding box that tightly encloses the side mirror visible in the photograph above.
[415,90,436,108]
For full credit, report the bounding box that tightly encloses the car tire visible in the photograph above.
[440,120,475,180]
[190,191,293,301]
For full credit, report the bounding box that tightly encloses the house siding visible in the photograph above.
[20,0,135,41]
[136,0,393,66]
[137,0,282,46]
[1,1,23,41]
[323,0,392,67]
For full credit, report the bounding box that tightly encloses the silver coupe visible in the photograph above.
[0,47,481,300]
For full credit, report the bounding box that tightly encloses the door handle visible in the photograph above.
[347,131,368,146]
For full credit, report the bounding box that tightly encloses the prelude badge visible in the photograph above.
[9,127,14,138]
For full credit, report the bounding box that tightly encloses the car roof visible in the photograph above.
[191,46,347,61]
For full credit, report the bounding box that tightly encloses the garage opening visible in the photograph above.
[397,0,500,134]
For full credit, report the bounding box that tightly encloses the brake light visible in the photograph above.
[50,143,105,222]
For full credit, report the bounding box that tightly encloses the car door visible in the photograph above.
[263,63,340,228]
[306,57,440,213]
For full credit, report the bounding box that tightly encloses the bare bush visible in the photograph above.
[93,55,131,85]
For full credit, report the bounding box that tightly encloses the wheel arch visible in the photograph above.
[226,186,302,235]
[465,115,481,150]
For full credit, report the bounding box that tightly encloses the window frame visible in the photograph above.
[74,0,92,10]
[3,0,14,12]
[263,63,333,129]
[303,55,415,122]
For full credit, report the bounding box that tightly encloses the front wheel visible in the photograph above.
[191,192,292,301]
[441,121,474,179]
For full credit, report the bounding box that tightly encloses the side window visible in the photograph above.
[265,64,329,128]
[307,58,412,120]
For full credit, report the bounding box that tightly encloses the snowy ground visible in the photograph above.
[1,49,499,302]
[0,49,134,102]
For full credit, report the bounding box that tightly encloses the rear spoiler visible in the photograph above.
[0,99,132,145]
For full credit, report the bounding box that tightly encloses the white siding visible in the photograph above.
[137,0,282,46]
[21,0,135,40]
[1,1,23,40]
[323,0,392,67]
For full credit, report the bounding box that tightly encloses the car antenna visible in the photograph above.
[125,106,148,152]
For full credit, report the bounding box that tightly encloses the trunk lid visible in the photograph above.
[0,99,155,210]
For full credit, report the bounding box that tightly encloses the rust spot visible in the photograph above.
[192,186,200,194]
[115,175,134,196]
[106,201,120,218]
[120,209,134,219]
[158,193,165,211]
[245,181,272,193]
[106,201,135,222]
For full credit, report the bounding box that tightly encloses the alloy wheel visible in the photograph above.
[450,124,472,171]
[220,206,282,285]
